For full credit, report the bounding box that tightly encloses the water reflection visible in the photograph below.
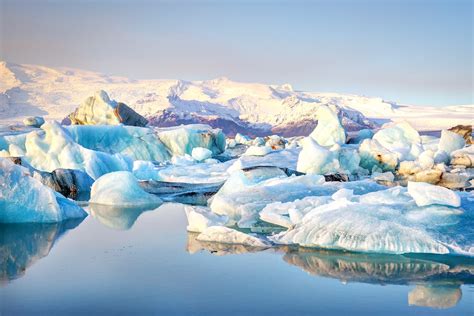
[187,232,271,255]
[0,219,83,283]
[187,233,473,309]
[88,204,159,230]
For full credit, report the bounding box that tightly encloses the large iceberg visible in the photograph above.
[90,171,162,207]
[67,125,171,162]
[269,186,473,255]
[0,158,87,223]
[22,122,132,180]
[67,90,148,126]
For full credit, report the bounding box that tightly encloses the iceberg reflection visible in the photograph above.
[188,236,473,309]
[0,219,83,283]
[88,204,159,230]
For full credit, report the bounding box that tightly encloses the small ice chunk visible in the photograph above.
[196,226,271,247]
[243,145,272,156]
[192,147,213,161]
[185,205,228,233]
[90,171,162,206]
[407,181,460,207]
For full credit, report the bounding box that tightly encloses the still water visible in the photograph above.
[1,203,473,315]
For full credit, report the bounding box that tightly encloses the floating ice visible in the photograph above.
[22,122,132,180]
[132,160,160,181]
[0,158,87,223]
[184,205,229,233]
[451,145,474,168]
[196,226,270,247]
[407,181,461,207]
[90,171,162,206]
[309,105,346,147]
[191,147,213,161]
[270,186,472,255]
[211,167,384,228]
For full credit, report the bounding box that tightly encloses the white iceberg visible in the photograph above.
[228,148,300,173]
[184,205,229,233]
[372,121,422,161]
[196,226,270,247]
[438,130,465,155]
[407,181,461,207]
[0,158,86,223]
[67,90,147,126]
[296,137,340,175]
[309,105,346,147]
[90,171,162,206]
[359,138,399,172]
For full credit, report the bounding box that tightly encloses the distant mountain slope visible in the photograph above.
[0,61,472,135]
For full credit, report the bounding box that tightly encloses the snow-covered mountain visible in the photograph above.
[0,61,472,135]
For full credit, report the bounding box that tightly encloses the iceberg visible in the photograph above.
[438,130,465,155]
[296,138,361,175]
[210,167,384,228]
[22,122,132,180]
[67,90,148,126]
[450,145,474,168]
[309,105,346,147]
[196,226,271,247]
[157,124,226,157]
[407,181,461,207]
[270,186,473,255]
[67,125,171,162]
[296,137,340,175]
[372,122,422,161]
[184,205,228,233]
[0,158,87,223]
[90,171,162,207]
[359,138,399,172]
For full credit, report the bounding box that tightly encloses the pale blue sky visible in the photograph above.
[0,0,472,106]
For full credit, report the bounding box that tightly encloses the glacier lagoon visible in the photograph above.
[1,203,473,315]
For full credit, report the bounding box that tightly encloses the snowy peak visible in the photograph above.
[0,61,472,134]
